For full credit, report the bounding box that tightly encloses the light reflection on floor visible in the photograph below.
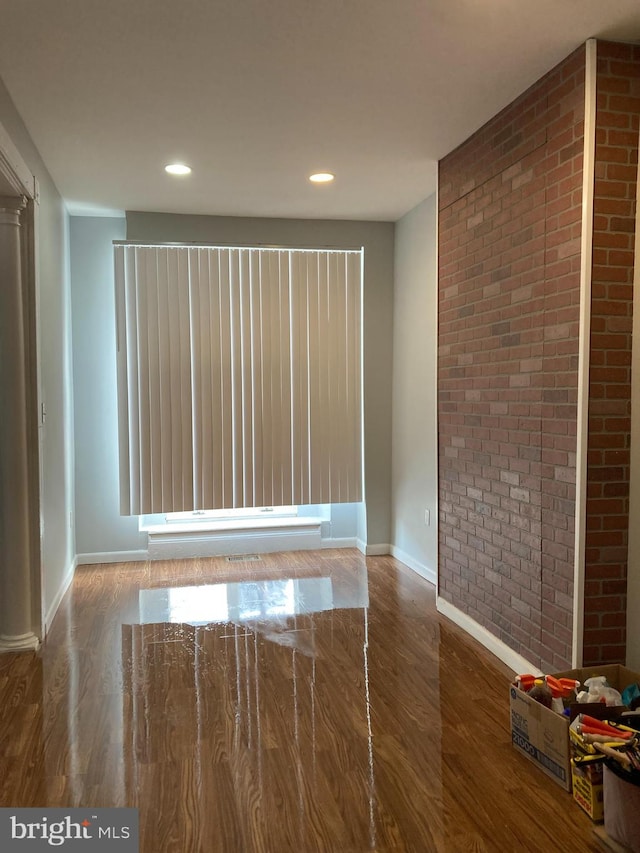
[137,565,370,626]
[124,558,379,848]
[0,552,603,851]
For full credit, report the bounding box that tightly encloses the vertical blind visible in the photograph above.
[115,244,363,515]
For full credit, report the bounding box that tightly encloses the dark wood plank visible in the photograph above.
[0,551,603,851]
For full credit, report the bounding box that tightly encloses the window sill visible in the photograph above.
[144,516,323,536]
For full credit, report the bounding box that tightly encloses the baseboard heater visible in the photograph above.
[147,517,324,560]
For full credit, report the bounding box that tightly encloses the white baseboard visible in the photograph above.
[321,537,358,549]
[390,546,436,586]
[76,534,357,567]
[356,540,391,556]
[44,555,77,633]
[76,550,149,565]
[436,596,539,675]
[148,526,322,560]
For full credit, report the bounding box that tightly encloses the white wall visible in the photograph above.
[391,195,438,584]
[0,76,75,624]
[126,211,395,550]
[70,216,147,557]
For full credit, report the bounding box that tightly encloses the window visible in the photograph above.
[115,244,363,514]
[165,505,298,523]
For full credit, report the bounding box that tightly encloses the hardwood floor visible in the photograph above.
[0,550,603,851]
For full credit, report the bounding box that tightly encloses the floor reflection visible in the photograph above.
[137,564,369,627]
[0,551,604,852]
[124,561,380,850]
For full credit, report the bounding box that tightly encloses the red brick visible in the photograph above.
[598,76,631,94]
[593,198,634,216]
[596,146,631,163]
[439,40,637,671]
[608,95,640,113]
[607,129,640,147]
[606,164,638,182]
[600,43,635,61]
[596,111,631,129]
[594,179,630,198]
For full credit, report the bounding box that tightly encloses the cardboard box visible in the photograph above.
[509,682,572,790]
[554,665,640,720]
[571,759,604,821]
[509,664,640,792]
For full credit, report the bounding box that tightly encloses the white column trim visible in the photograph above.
[0,122,40,649]
[0,194,39,651]
[0,633,39,653]
[572,38,597,668]
[434,175,440,597]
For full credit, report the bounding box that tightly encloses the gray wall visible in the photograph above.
[126,211,395,548]
[70,216,146,555]
[0,76,75,620]
[391,195,438,580]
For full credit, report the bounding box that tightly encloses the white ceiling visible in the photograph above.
[0,0,639,221]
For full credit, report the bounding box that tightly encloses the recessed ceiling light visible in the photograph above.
[165,163,192,176]
[309,172,335,183]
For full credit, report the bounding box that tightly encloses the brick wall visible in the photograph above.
[438,47,586,671]
[583,42,640,665]
[438,41,640,670]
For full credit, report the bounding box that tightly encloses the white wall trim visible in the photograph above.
[44,556,77,634]
[0,118,36,198]
[143,516,322,535]
[321,537,358,549]
[76,550,149,565]
[148,526,323,560]
[437,596,540,675]
[572,37,597,668]
[77,534,358,567]
[391,546,436,586]
[357,542,390,556]
[434,180,440,598]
